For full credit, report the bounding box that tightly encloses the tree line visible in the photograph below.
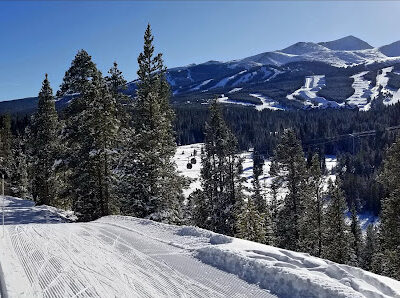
[185,102,400,280]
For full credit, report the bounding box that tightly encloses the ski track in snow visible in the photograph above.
[0,206,273,297]
[2,211,399,298]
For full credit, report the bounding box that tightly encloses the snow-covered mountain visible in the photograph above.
[3,36,400,114]
[319,35,373,51]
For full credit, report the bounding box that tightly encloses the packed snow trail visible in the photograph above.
[2,197,400,298]
[0,198,273,298]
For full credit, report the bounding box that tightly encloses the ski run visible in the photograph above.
[1,196,400,298]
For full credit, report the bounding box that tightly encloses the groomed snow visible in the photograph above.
[249,93,286,111]
[215,94,287,111]
[346,72,373,111]
[2,203,399,298]
[287,75,345,109]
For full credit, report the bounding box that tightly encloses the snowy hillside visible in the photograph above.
[174,143,336,199]
[1,197,399,298]
[286,75,343,108]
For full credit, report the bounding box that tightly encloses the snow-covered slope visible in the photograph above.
[174,143,336,199]
[1,199,399,298]
[319,36,373,51]
[287,75,344,108]
[346,71,373,111]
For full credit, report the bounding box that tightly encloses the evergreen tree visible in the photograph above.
[270,129,307,251]
[377,137,400,280]
[252,150,265,213]
[299,153,325,257]
[27,75,59,205]
[121,24,184,223]
[10,135,29,198]
[57,49,98,97]
[0,114,13,193]
[322,179,350,264]
[105,61,132,126]
[349,203,363,266]
[268,178,279,245]
[237,199,266,243]
[200,101,245,236]
[362,224,379,271]
[67,72,119,221]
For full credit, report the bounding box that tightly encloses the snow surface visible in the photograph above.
[215,94,287,111]
[346,72,373,111]
[174,144,336,200]
[228,87,243,94]
[249,93,286,111]
[287,75,345,109]
[190,79,213,91]
[1,200,399,298]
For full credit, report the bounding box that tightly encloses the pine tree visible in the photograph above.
[268,178,279,245]
[270,129,307,251]
[237,199,266,243]
[200,101,245,236]
[0,114,13,193]
[68,72,119,221]
[377,137,400,280]
[362,224,379,271]
[349,203,363,266]
[27,74,60,206]
[105,61,132,126]
[252,150,265,213]
[121,24,184,223]
[299,153,325,257]
[57,49,98,97]
[322,179,350,264]
[10,135,29,198]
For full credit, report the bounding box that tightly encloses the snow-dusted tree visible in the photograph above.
[0,114,13,193]
[57,49,98,97]
[200,101,245,236]
[362,224,379,272]
[349,203,363,266]
[67,71,119,221]
[377,137,400,280]
[105,61,132,126]
[322,179,350,264]
[27,75,60,206]
[299,153,325,257]
[121,24,184,223]
[237,199,266,243]
[10,135,29,198]
[270,129,307,251]
[252,150,265,213]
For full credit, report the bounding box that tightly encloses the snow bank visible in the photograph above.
[98,216,400,298]
[197,239,400,298]
[1,196,76,225]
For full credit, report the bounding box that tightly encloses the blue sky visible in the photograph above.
[1,1,400,101]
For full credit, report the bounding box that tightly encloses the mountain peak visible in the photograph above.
[379,40,400,57]
[318,35,373,51]
[280,42,327,55]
